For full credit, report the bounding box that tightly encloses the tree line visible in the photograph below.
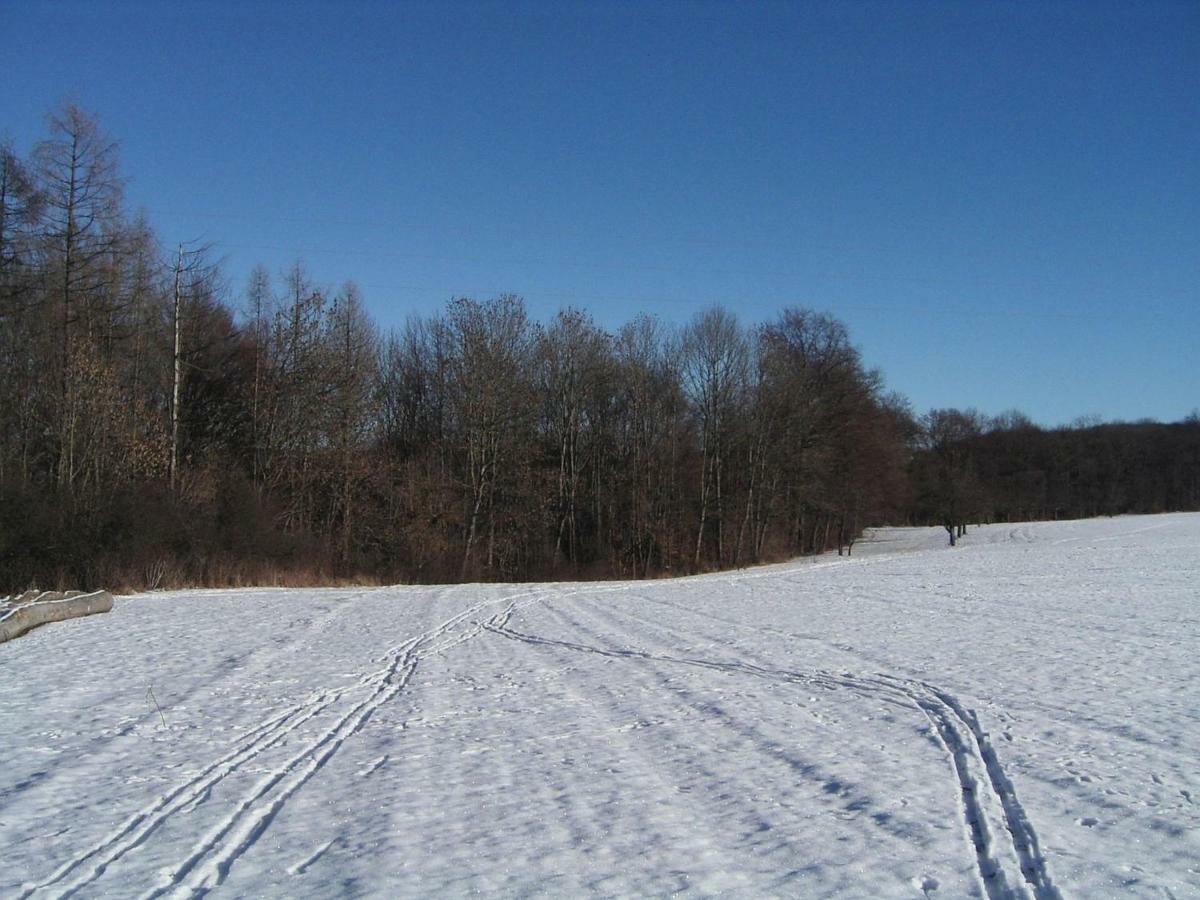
[911,409,1200,542]
[2,105,1196,590]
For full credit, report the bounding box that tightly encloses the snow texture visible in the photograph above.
[2,514,1197,898]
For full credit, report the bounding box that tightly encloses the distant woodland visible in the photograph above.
[3,106,1198,591]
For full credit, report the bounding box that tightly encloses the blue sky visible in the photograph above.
[5,0,1197,425]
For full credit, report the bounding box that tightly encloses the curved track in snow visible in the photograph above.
[483,594,1060,900]
[19,587,557,899]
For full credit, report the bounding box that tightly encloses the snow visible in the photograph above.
[2,514,1198,898]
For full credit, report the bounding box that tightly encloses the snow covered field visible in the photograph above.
[2,514,1197,899]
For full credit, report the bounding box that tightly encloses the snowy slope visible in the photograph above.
[2,515,1197,898]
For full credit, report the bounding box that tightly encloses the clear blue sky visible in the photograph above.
[5,0,1197,425]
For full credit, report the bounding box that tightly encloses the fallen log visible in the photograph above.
[0,590,115,644]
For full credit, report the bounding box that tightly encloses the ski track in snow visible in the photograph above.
[4,514,1199,897]
[483,596,1060,900]
[18,586,562,899]
[556,589,1063,897]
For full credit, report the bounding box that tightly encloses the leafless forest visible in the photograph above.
[2,105,1197,591]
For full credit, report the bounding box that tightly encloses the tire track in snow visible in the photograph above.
[484,598,1061,900]
[22,585,558,900]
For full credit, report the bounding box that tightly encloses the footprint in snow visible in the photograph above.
[1077,816,1099,827]
[911,874,939,896]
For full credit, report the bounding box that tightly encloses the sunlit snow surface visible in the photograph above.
[3,515,1198,898]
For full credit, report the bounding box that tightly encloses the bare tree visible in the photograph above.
[538,308,611,568]
[374,316,455,579]
[0,141,42,305]
[243,264,272,491]
[324,281,379,568]
[263,262,329,530]
[33,104,125,490]
[921,408,986,545]
[681,306,748,567]
[441,295,535,578]
[756,308,865,554]
[0,143,45,486]
[610,315,685,576]
[169,242,217,492]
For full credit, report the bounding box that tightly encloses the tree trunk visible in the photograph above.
[694,445,710,567]
[170,244,183,493]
